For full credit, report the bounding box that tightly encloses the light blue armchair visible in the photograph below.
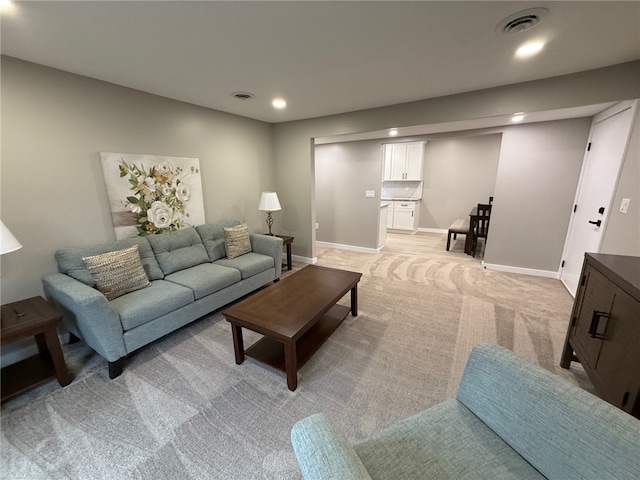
[291,343,640,479]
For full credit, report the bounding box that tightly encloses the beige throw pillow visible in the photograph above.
[83,245,150,300]
[224,223,252,259]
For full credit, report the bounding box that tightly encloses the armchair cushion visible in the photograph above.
[354,400,544,479]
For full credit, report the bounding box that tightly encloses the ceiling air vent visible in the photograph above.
[231,91,255,100]
[496,7,549,34]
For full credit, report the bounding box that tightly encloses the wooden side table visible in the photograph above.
[1,296,72,402]
[275,235,294,271]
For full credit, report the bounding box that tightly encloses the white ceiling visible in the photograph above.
[2,1,639,124]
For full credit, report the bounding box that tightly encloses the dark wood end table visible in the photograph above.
[223,265,361,390]
[1,296,72,402]
[275,234,294,270]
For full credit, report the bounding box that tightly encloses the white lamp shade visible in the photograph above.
[258,192,281,212]
[1,221,23,255]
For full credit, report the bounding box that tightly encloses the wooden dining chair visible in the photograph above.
[472,203,492,257]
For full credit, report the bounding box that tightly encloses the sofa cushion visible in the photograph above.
[214,252,274,279]
[110,279,194,331]
[147,227,210,275]
[163,263,241,300]
[56,237,163,286]
[354,399,545,480]
[224,223,252,259]
[196,221,239,261]
[82,245,150,300]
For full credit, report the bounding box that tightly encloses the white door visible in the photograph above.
[560,100,637,296]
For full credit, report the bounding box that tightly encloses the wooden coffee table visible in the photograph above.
[222,265,362,391]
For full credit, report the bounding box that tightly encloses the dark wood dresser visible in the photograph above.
[561,253,640,418]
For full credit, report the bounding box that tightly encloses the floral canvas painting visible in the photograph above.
[100,152,205,240]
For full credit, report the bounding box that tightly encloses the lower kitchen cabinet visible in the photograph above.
[387,201,420,233]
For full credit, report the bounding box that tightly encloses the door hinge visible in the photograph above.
[580,275,586,286]
[587,142,592,151]
[573,204,577,213]
[561,260,565,267]
[571,316,577,327]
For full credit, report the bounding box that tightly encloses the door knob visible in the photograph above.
[588,220,602,227]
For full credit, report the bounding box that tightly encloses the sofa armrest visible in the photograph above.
[291,413,373,480]
[43,273,126,362]
[250,233,283,279]
[457,343,640,480]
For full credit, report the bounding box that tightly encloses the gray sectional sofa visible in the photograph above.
[291,343,640,480]
[43,221,282,378]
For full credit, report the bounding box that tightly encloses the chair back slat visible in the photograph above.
[476,203,492,237]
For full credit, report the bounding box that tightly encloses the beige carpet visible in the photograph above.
[1,232,591,479]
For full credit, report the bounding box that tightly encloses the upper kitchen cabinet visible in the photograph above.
[383,142,425,181]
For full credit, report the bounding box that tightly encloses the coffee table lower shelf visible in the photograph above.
[245,304,350,376]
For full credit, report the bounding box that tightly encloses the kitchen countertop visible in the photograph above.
[381,197,422,201]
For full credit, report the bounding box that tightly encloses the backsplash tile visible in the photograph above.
[381,180,423,200]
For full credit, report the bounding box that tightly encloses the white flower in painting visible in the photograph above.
[137,176,156,196]
[161,185,172,196]
[176,184,191,202]
[156,161,174,177]
[147,201,173,228]
[129,203,142,214]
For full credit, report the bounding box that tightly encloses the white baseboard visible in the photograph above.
[316,241,380,254]
[291,254,317,265]
[482,262,560,279]
[418,227,449,234]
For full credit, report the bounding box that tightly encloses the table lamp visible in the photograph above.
[258,192,281,236]
[1,221,22,255]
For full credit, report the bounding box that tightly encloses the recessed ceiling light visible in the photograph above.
[389,129,399,137]
[272,98,287,109]
[0,0,16,14]
[511,113,525,123]
[516,41,544,58]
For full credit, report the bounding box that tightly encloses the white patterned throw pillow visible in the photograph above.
[83,245,150,300]
[224,223,252,259]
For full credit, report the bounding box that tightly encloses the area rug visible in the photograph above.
[1,233,590,479]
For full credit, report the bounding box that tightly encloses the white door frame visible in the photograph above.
[559,99,638,296]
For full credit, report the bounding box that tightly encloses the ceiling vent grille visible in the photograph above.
[231,91,255,100]
[496,7,549,34]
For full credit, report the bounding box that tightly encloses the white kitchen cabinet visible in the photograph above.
[387,201,420,232]
[383,142,425,181]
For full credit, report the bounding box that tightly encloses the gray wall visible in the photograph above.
[315,141,382,248]
[273,61,640,262]
[484,119,592,272]
[601,112,640,256]
[1,57,275,363]
[2,57,640,364]
[421,134,501,230]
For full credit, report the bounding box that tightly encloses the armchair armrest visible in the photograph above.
[43,273,126,362]
[250,233,283,279]
[291,413,373,480]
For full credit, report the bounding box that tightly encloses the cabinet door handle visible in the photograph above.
[588,310,609,339]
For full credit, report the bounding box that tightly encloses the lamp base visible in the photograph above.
[265,212,274,236]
